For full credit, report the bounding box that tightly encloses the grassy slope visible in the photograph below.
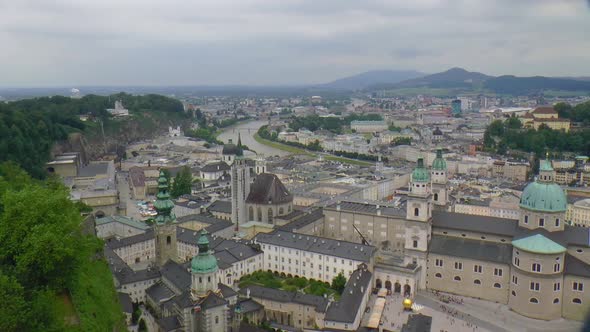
[62,258,127,332]
[253,133,372,166]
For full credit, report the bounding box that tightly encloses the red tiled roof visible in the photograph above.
[532,106,557,115]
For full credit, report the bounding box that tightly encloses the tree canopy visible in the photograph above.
[171,166,193,198]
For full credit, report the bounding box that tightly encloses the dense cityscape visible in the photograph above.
[2,1,590,332]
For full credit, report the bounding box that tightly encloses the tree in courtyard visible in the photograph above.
[171,166,193,198]
[331,272,347,294]
[138,318,147,332]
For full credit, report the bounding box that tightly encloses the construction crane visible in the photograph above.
[353,225,370,246]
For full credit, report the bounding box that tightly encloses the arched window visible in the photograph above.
[414,208,419,217]
[474,279,481,285]
[208,276,211,282]
[553,298,559,304]
[493,283,501,288]
[199,277,202,283]
[268,208,273,224]
[435,273,442,278]
[511,291,516,296]
[434,193,439,201]
[166,236,171,246]
[453,276,461,281]
[257,207,262,221]
[249,206,254,221]
[530,298,539,304]
[573,298,582,304]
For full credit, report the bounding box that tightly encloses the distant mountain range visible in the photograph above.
[321,70,425,90]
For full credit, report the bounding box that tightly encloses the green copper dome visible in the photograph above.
[191,230,218,274]
[519,181,567,212]
[412,158,430,182]
[512,234,566,254]
[539,159,553,172]
[432,149,447,171]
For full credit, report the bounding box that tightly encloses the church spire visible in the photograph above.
[153,170,176,224]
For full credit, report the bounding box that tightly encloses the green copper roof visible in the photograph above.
[539,159,553,172]
[432,149,447,171]
[412,158,430,182]
[512,234,566,254]
[519,181,566,212]
[191,230,218,274]
[153,170,176,224]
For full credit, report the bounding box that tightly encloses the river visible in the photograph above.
[217,120,290,157]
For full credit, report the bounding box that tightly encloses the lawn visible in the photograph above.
[239,271,340,300]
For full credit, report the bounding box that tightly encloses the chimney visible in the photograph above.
[246,288,251,298]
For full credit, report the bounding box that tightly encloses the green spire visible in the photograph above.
[153,170,176,224]
[191,229,218,274]
[237,133,242,148]
[412,158,430,182]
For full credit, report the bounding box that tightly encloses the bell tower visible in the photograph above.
[154,170,178,266]
[406,158,432,222]
[191,230,219,299]
[431,149,448,206]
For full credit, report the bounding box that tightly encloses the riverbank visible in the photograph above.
[253,132,372,166]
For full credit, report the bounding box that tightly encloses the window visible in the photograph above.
[166,236,171,245]
[414,208,419,216]
[413,240,418,248]
[553,298,559,304]
[530,282,540,291]
[524,215,529,224]
[554,263,560,272]
[573,282,584,291]
[512,276,518,285]
[555,218,560,227]
[493,283,501,288]
[454,262,463,270]
[435,259,443,267]
[453,276,461,281]
[573,298,582,304]
[514,257,520,266]
[494,268,503,276]
[554,282,560,291]
[435,273,442,278]
[473,265,482,273]
[215,316,219,324]
[539,218,545,227]
[530,298,539,304]
[532,263,541,272]
[434,193,439,201]
[474,279,481,285]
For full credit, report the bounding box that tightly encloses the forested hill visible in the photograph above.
[0,93,187,177]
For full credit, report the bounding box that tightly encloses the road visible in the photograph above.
[217,120,290,157]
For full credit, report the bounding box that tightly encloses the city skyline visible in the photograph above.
[1,0,590,86]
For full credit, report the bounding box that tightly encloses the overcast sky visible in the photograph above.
[1,0,590,86]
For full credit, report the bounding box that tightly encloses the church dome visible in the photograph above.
[412,158,430,182]
[191,230,218,274]
[519,181,567,213]
[432,149,447,170]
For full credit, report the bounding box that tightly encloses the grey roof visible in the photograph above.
[325,201,406,218]
[177,231,262,267]
[429,235,512,264]
[277,208,324,232]
[208,200,232,214]
[325,266,372,323]
[173,292,194,309]
[177,215,233,235]
[401,313,433,332]
[104,246,160,284]
[106,228,155,250]
[565,254,590,278]
[201,161,231,173]
[513,225,590,248]
[161,260,191,293]
[222,143,243,156]
[199,292,228,310]
[118,292,133,313]
[157,315,181,332]
[275,209,305,221]
[432,211,518,237]
[78,162,109,177]
[146,282,175,303]
[96,215,150,230]
[255,230,375,263]
[238,285,329,312]
[246,173,293,205]
[235,299,263,314]
[219,283,238,298]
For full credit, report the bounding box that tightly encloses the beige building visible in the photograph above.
[492,160,529,182]
[567,198,590,227]
[520,106,571,132]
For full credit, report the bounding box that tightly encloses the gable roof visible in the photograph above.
[246,173,292,205]
[532,106,557,115]
[429,235,512,265]
[325,267,372,323]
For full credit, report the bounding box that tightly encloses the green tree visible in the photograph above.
[331,272,347,294]
[0,273,29,332]
[171,166,193,198]
[505,117,522,129]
